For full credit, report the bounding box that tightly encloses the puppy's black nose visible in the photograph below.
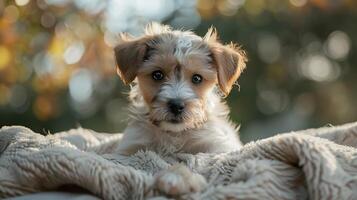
[168,99,185,115]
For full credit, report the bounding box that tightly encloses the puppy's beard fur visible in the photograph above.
[129,84,209,133]
[149,99,207,132]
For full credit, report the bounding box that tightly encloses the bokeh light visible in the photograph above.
[325,31,351,60]
[69,69,93,103]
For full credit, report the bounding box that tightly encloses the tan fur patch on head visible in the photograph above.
[136,54,177,104]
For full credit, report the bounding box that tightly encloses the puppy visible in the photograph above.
[114,23,247,195]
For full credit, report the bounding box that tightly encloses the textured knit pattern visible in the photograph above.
[1,122,357,200]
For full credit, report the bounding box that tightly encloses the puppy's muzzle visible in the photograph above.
[167,99,185,116]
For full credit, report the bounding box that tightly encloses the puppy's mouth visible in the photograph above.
[151,115,207,133]
[151,116,192,132]
[151,118,183,126]
[168,118,183,124]
[152,117,183,125]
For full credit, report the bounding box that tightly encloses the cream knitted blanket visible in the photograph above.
[1,122,357,200]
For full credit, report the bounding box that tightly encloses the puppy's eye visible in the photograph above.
[152,70,164,81]
[192,74,202,84]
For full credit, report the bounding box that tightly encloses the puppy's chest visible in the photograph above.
[150,133,190,154]
[150,127,238,155]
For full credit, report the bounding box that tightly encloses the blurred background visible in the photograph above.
[0,0,356,142]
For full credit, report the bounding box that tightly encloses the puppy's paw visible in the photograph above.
[155,164,207,196]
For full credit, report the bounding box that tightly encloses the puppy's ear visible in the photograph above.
[114,34,152,84]
[204,27,247,96]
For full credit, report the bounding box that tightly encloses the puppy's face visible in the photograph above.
[136,40,217,132]
[114,24,247,132]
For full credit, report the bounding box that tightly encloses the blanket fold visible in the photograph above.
[1,122,357,200]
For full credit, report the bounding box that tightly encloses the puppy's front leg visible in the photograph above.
[155,164,207,196]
